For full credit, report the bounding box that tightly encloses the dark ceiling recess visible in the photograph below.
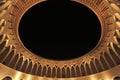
[114,76,120,80]
[19,0,101,60]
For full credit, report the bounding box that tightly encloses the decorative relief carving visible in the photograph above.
[0,0,120,79]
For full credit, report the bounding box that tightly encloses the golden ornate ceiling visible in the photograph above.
[0,0,120,80]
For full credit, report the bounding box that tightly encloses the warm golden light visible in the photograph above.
[0,0,120,80]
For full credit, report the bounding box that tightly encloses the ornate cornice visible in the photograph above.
[0,0,120,79]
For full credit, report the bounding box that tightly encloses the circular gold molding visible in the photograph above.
[0,0,120,79]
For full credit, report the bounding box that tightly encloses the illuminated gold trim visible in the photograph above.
[0,0,120,79]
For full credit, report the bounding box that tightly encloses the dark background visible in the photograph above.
[19,0,101,60]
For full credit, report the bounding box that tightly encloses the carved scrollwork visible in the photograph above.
[0,0,120,79]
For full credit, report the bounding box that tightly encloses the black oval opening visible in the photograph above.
[114,76,120,80]
[19,0,101,60]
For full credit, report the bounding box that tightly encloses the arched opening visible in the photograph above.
[113,76,120,80]
[19,0,101,60]
[2,76,12,80]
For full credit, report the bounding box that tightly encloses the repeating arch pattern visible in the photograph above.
[0,0,120,79]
